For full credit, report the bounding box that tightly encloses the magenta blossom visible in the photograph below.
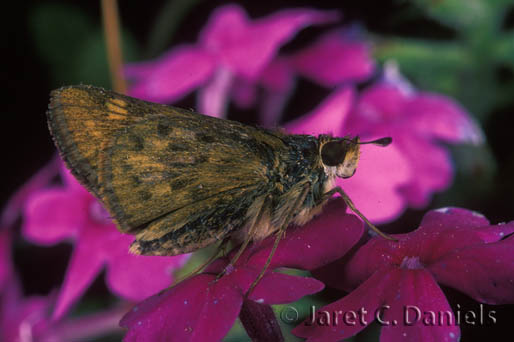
[286,86,412,223]
[125,4,338,116]
[22,163,188,320]
[1,275,129,341]
[343,64,484,207]
[1,157,60,293]
[0,278,52,342]
[232,28,375,126]
[120,199,364,341]
[0,230,12,296]
[294,207,514,342]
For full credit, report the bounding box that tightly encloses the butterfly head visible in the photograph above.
[320,136,392,179]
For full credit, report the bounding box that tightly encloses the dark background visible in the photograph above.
[3,1,513,341]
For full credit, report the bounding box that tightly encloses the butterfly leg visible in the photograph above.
[216,195,271,280]
[172,237,231,287]
[324,186,396,241]
[245,227,285,297]
[245,183,311,296]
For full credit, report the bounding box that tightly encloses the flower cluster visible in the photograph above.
[2,3,512,342]
[126,4,482,223]
[295,208,514,341]
[22,163,189,320]
[120,199,363,341]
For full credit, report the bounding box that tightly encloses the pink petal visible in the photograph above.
[231,58,294,124]
[260,57,294,93]
[396,135,453,207]
[126,46,215,103]
[260,88,293,127]
[348,84,408,129]
[340,142,411,222]
[323,208,510,292]
[0,230,11,291]
[379,269,460,342]
[404,93,483,144]
[293,267,395,341]
[231,76,258,109]
[239,9,339,78]
[247,198,364,271]
[121,274,213,342]
[124,62,157,79]
[292,30,375,86]
[247,272,324,305]
[53,229,106,319]
[22,188,85,244]
[473,221,514,243]
[327,211,493,291]
[429,230,514,305]
[197,66,233,117]
[1,155,59,228]
[0,280,51,342]
[199,4,248,52]
[201,5,339,79]
[258,58,296,126]
[106,234,188,301]
[189,272,244,341]
[419,207,490,231]
[285,87,354,136]
[121,273,243,342]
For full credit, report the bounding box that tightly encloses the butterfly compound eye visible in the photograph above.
[321,141,347,167]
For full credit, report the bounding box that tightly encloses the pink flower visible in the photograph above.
[291,28,375,87]
[22,163,188,320]
[232,28,376,126]
[0,279,52,342]
[286,86,412,223]
[1,157,60,293]
[0,275,129,341]
[120,199,364,342]
[0,230,11,293]
[126,4,338,116]
[293,207,514,342]
[343,64,484,207]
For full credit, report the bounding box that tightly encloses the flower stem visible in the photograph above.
[101,0,127,94]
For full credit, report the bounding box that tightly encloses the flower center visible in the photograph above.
[89,201,112,225]
[400,256,424,270]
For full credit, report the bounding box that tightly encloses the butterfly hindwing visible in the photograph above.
[101,113,287,254]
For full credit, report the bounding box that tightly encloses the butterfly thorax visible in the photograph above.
[235,134,330,243]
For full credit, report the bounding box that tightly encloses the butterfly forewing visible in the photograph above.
[48,85,288,255]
